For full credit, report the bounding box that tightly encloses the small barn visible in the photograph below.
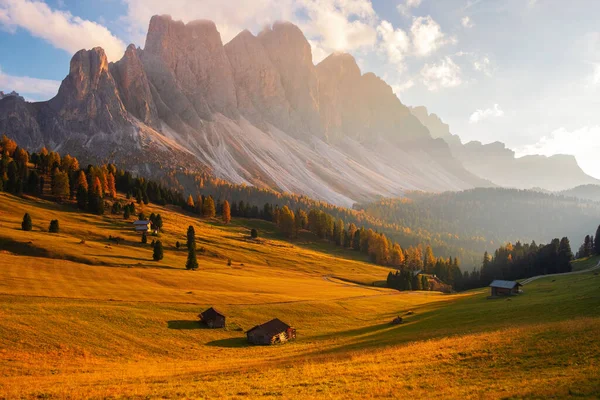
[246,318,296,345]
[489,280,522,297]
[198,307,226,328]
[133,220,151,233]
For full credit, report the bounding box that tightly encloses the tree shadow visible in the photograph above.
[205,337,250,348]
[167,320,206,330]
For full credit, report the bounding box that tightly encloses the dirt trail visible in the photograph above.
[520,262,600,285]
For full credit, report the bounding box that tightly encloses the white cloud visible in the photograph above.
[410,16,454,57]
[473,56,493,76]
[420,56,462,90]
[461,16,474,28]
[298,0,378,52]
[469,104,504,123]
[0,0,126,61]
[397,0,422,17]
[0,67,61,101]
[391,79,415,94]
[376,20,410,69]
[517,126,600,179]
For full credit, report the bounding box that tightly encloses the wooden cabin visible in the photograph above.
[246,318,296,345]
[198,307,226,328]
[489,280,522,297]
[132,220,151,233]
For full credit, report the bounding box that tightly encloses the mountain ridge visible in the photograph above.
[410,105,600,191]
[5,15,580,206]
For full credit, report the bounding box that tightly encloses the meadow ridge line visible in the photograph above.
[520,261,600,285]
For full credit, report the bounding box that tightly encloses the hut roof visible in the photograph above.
[246,318,291,336]
[133,220,151,225]
[489,280,522,289]
[199,307,225,320]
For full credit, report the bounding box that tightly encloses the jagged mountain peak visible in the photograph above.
[0,14,532,206]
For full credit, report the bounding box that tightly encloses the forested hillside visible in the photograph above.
[356,188,600,267]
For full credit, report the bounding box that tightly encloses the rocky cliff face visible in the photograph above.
[0,15,536,205]
[411,106,600,191]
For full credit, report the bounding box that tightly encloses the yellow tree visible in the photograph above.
[186,194,195,209]
[222,200,231,224]
[203,195,216,218]
[106,173,117,199]
[278,206,295,238]
[51,170,70,200]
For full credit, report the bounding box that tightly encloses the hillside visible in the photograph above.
[0,16,490,207]
[0,191,598,398]
[356,188,600,266]
[560,184,600,202]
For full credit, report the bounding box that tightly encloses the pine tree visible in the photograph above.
[222,200,231,224]
[123,207,130,220]
[141,232,147,244]
[596,225,600,255]
[186,225,198,270]
[76,186,88,210]
[153,240,164,261]
[21,213,32,231]
[48,219,59,233]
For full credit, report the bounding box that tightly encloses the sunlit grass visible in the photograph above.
[0,192,599,398]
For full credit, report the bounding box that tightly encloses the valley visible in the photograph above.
[0,192,598,398]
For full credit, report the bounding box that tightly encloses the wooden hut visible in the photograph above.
[198,307,226,328]
[489,280,522,297]
[132,220,151,233]
[246,318,296,345]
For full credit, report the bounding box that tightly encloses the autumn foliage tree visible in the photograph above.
[222,200,231,224]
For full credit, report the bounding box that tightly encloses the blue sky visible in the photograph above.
[2,0,600,178]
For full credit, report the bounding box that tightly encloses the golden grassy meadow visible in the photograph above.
[0,192,599,399]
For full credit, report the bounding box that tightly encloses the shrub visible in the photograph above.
[176,241,180,249]
[250,228,258,239]
[141,232,147,244]
[153,240,164,261]
[48,219,59,233]
[21,213,32,231]
[227,258,232,266]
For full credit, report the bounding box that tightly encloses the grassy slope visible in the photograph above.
[0,193,599,399]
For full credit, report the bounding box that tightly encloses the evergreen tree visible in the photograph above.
[76,186,88,210]
[48,220,59,233]
[21,213,32,231]
[153,240,164,261]
[558,237,574,273]
[123,207,130,220]
[595,225,600,255]
[251,228,258,239]
[222,200,231,224]
[141,232,147,244]
[186,225,198,270]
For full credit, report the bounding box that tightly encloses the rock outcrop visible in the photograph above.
[4,15,589,205]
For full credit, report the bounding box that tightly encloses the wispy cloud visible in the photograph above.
[421,56,462,91]
[0,67,61,101]
[469,104,504,123]
[0,0,126,61]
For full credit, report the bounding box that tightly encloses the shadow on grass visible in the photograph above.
[167,320,206,330]
[205,337,250,348]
